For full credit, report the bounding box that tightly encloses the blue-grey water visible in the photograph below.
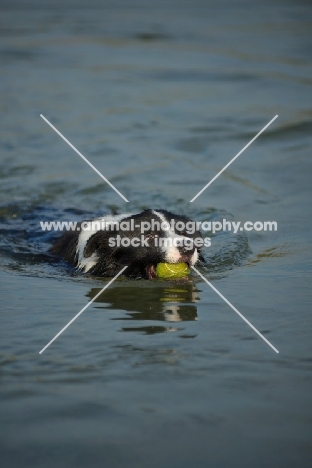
[1,1,312,466]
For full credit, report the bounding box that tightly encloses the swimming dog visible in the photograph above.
[50,209,205,279]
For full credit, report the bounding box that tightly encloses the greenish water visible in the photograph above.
[1,1,312,466]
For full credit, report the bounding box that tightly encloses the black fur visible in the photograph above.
[50,209,203,279]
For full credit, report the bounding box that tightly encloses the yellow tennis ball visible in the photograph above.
[156,262,190,279]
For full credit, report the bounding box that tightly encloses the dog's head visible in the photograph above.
[79,209,203,279]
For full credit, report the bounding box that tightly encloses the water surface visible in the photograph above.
[1,1,312,466]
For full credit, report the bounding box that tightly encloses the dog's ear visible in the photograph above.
[84,231,126,277]
[83,231,112,258]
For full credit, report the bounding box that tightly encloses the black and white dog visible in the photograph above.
[50,209,205,279]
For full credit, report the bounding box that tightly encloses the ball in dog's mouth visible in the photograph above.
[146,262,190,280]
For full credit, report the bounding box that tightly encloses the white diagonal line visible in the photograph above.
[191,266,279,353]
[39,266,128,354]
[40,114,129,202]
[190,115,278,202]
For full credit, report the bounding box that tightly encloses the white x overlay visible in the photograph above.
[39,266,128,354]
[191,266,279,353]
[40,114,129,202]
[190,115,278,202]
[39,114,279,354]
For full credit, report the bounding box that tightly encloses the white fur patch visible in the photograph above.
[77,252,99,272]
[76,213,133,271]
[152,210,198,265]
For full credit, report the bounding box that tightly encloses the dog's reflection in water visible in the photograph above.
[86,282,199,335]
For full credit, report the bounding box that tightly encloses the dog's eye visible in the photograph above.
[146,232,158,239]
